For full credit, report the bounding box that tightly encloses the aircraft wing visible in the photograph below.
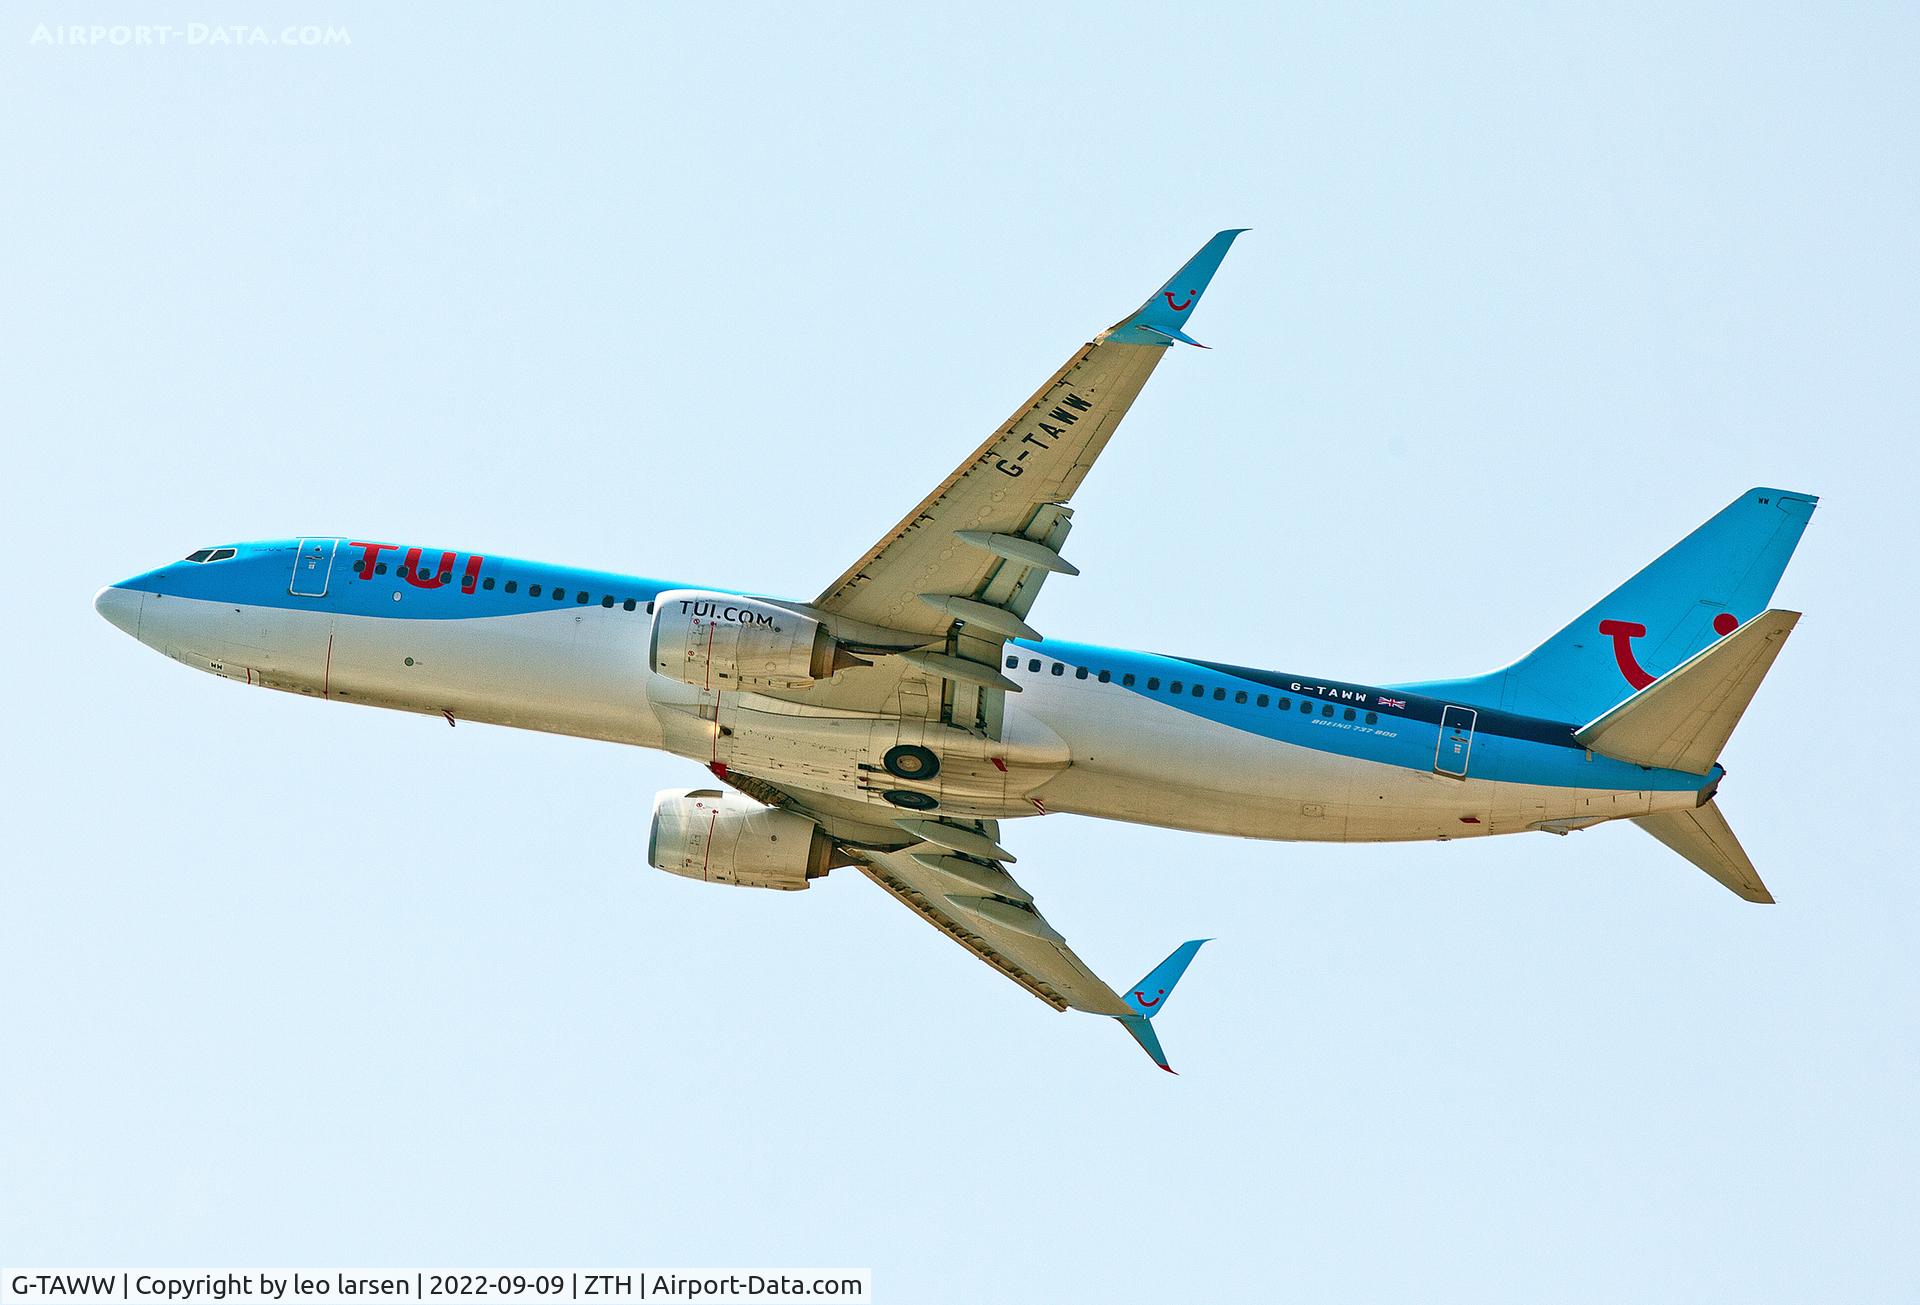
[850,833,1208,1071]
[812,230,1246,644]
[854,839,1129,1014]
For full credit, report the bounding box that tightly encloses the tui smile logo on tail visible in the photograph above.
[1598,619,1655,689]
[1600,612,1742,689]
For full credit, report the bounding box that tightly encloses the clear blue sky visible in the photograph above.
[4,5,1915,1301]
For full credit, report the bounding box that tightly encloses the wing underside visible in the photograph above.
[768,230,1247,737]
[852,842,1134,1016]
[702,233,1245,1065]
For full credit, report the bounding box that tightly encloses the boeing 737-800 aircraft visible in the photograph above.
[96,231,1815,1070]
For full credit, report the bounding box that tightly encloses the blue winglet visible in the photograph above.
[1102,230,1247,348]
[1119,1015,1173,1073]
[1114,939,1211,1073]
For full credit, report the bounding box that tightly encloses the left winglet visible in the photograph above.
[1101,230,1247,348]
[1114,939,1211,1072]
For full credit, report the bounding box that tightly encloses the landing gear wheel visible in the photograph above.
[882,789,939,810]
[883,744,940,781]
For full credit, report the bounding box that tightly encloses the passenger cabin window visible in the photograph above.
[1191,684,1204,697]
[1321,704,1334,716]
[601,595,614,607]
[1299,700,1312,713]
[1365,712,1378,725]
[1278,697,1291,711]
[1170,681,1183,694]
[1075,667,1088,680]
[1344,707,1356,721]
[1147,677,1160,690]
[553,588,567,602]
[1006,656,1019,669]
[1256,694,1269,707]
[483,577,495,590]
[1051,663,1064,676]
[505,580,517,593]
[529,583,542,597]
[1097,670,1111,683]
[624,599,637,611]
[1028,658,1041,672]
[1122,673,1136,687]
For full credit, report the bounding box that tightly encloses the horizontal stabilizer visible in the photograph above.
[1575,609,1800,774]
[1632,800,1773,903]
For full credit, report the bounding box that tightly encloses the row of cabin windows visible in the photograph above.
[356,561,653,612]
[1003,655,1380,725]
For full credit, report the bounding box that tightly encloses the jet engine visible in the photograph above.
[649,589,855,690]
[647,788,833,891]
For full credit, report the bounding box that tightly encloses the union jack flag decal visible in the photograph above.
[1377,696,1408,710]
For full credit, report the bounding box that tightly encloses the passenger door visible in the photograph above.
[1434,705,1477,778]
[290,538,338,597]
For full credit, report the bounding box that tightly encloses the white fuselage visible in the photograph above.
[116,588,1701,845]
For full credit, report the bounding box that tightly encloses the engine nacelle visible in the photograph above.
[647,788,833,891]
[649,589,839,690]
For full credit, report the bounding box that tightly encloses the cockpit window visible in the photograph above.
[208,548,236,561]
[183,547,237,563]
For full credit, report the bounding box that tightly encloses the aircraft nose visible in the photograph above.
[93,585,144,639]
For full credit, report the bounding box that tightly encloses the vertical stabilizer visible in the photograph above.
[1401,489,1816,723]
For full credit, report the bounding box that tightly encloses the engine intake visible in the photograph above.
[647,788,833,891]
[650,589,845,690]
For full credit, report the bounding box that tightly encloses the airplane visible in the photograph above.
[94,230,1816,1071]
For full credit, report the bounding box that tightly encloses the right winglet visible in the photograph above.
[1114,939,1211,1073]
[1100,230,1247,348]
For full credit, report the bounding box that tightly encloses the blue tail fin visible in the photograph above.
[1401,488,1817,723]
[1114,940,1209,1073]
